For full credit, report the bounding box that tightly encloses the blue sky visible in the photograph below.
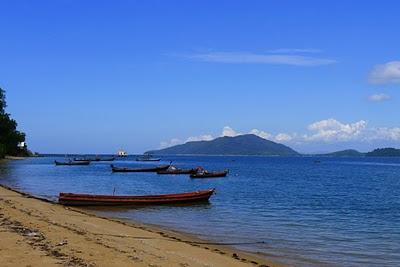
[1,0,399,154]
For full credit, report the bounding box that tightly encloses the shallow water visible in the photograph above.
[1,156,399,267]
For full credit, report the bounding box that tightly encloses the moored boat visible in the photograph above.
[73,157,91,162]
[58,189,215,206]
[157,165,198,175]
[55,160,91,166]
[190,169,229,178]
[111,164,170,172]
[94,157,115,161]
[136,154,161,161]
[74,157,115,162]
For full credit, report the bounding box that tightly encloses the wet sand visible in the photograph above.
[0,185,283,267]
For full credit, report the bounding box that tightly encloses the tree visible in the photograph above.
[0,88,28,158]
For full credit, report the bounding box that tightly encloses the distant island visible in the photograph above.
[318,149,365,157]
[317,148,400,157]
[147,134,300,156]
[147,134,400,157]
[365,148,400,157]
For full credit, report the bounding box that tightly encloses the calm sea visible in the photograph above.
[1,156,399,267]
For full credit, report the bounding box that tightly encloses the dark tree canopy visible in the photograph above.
[0,88,28,158]
[0,88,6,114]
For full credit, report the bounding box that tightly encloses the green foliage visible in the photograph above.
[366,148,400,157]
[0,88,6,114]
[0,88,28,158]
[0,143,5,158]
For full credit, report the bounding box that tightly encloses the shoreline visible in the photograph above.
[0,184,284,267]
[1,155,28,161]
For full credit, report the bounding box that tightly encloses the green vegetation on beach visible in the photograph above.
[0,88,28,158]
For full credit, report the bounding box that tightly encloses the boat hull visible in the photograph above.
[136,158,161,162]
[190,170,228,178]
[74,157,115,162]
[55,160,90,166]
[58,189,215,206]
[157,169,197,175]
[111,165,170,172]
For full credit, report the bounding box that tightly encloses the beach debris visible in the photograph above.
[26,231,40,237]
[57,239,68,246]
[128,255,142,263]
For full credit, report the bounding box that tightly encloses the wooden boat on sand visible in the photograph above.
[58,189,215,206]
[111,164,170,173]
[190,169,229,178]
[55,160,90,166]
[157,165,197,175]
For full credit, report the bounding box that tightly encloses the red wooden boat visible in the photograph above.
[58,189,215,206]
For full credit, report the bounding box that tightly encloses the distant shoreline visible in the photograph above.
[33,153,400,158]
[4,155,28,160]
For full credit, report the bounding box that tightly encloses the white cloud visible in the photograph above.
[368,93,391,102]
[249,129,272,140]
[369,127,400,141]
[222,126,240,137]
[186,134,213,142]
[159,138,182,149]
[275,133,293,142]
[186,52,336,66]
[369,61,400,84]
[305,118,367,142]
[301,119,400,143]
[267,48,321,54]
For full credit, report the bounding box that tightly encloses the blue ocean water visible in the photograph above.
[1,156,399,267]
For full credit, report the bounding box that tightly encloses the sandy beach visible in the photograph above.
[0,184,282,267]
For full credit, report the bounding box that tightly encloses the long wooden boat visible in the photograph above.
[74,157,115,162]
[74,157,91,162]
[55,160,90,166]
[190,170,229,178]
[95,157,115,162]
[157,166,197,175]
[58,189,215,206]
[136,155,161,162]
[111,164,170,173]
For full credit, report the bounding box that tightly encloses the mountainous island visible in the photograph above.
[317,148,400,157]
[147,134,400,157]
[147,134,300,156]
[318,149,365,157]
